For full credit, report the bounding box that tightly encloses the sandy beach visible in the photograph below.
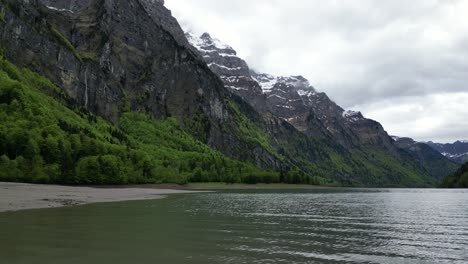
[0,182,198,213]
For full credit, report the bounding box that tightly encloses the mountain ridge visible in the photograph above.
[426,140,468,164]
[0,0,446,187]
[186,32,400,151]
[184,31,450,186]
[392,137,459,179]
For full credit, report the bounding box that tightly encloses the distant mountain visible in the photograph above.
[426,141,468,164]
[392,137,459,180]
[441,162,468,188]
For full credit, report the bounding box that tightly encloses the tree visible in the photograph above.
[98,155,126,184]
[30,155,46,183]
[75,156,100,184]
[41,136,61,164]
[192,167,203,182]
[0,155,20,181]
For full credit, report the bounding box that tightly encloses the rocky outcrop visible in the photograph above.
[186,33,267,112]
[188,32,399,153]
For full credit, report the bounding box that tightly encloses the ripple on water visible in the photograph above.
[175,189,468,264]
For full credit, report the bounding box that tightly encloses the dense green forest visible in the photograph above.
[0,55,322,185]
[440,162,468,188]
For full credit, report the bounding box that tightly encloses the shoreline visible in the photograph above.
[0,182,341,213]
[132,183,339,190]
[2,182,441,213]
[0,182,200,213]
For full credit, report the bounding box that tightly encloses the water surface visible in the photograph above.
[1,189,467,263]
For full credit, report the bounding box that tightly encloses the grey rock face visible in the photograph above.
[0,0,284,169]
[38,0,93,12]
[138,0,193,50]
[186,33,268,112]
[188,32,397,151]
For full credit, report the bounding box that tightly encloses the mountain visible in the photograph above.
[0,0,298,169]
[0,0,438,186]
[392,137,459,180]
[185,33,268,112]
[186,32,437,186]
[441,162,468,188]
[426,141,468,164]
[0,54,278,184]
[187,32,404,152]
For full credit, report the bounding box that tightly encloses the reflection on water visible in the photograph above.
[1,189,467,264]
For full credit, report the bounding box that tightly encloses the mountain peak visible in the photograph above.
[342,110,365,122]
[251,71,315,95]
[186,32,233,52]
[200,32,212,40]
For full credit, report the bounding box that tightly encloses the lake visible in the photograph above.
[0,189,467,263]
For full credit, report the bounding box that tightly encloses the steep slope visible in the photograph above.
[187,33,402,151]
[0,55,276,184]
[393,137,459,180]
[0,0,436,186]
[187,32,435,187]
[426,141,468,164]
[185,33,268,112]
[0,0,343,185]
[441,162,468,188]
[0,0,291,170]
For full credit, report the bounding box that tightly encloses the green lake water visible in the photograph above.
[1,189,467,263]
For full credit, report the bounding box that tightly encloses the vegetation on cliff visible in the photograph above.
[0,0,445,187]
[0,54,435,186]
[0,55,320,185]
[440,162,468,188]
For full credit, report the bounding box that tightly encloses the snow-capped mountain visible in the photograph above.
[187,32,396,149]
[426,141,468,164]
[185,33,268,111]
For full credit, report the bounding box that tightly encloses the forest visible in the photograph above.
[440,162,468,188]
[0,54,322,185]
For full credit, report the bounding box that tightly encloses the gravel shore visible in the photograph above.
[0,182,198,212]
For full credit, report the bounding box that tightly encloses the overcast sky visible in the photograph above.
[166,0,468,143]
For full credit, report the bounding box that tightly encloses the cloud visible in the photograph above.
[165,0,468,142]
[354,92,468,143]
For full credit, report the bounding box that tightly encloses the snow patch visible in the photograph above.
[253,73,315,95]
[297,89,316,98]
[268,94,287,100]
[208,63,242,71]
[252,74,277,93]
[442,152,468,158]
[276,105,293,109]
[219,53,237,57]
[343,110,364,122]
[46,6,74,13]
[226,86,248,91]
[187,33,233,52]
